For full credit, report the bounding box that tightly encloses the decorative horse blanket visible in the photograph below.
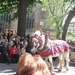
[32,35,69,56]
[38,40,69,56]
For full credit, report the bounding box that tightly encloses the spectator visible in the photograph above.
[26,34,30,41]
[23,39,28,47]
[20,37,24,42]
[0,42,11,64]
[9,45,19,63]
[7,30,13,42]
[16,53,56,75]
[14,37,20,46]
[21,45,26,54]
[0,42,4,62]
[26,38,32,53]
[0,35,5,44]
[3,35,8,42]
[17,44,21,56]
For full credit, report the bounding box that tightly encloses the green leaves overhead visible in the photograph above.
[0,0,43,16]
[0,0,19,15]
[42,0,75,39]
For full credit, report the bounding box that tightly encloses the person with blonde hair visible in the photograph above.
[16,53,56,75]
[21,44,26,54]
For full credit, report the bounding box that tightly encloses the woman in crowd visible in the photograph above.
[17,44,21,56]
[9,45,19,63]
[21,44,26,54]
[16,53,56,75]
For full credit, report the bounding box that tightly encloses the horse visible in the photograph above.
[31,30,70,72]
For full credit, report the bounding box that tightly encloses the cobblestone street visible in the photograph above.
[0,62,75,75]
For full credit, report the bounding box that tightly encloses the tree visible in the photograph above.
[42,0,75,39]
[18,0,27,37]
[61,0,75,40]
[62,7,75,40]
[0,0,42,37]
[42,0,68,39]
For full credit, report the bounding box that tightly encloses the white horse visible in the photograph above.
[31,30,69,72]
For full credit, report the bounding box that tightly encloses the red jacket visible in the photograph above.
[9,47,18,56]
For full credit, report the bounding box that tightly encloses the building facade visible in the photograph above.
[0,12,34,33]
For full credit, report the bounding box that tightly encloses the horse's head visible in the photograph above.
[31,30,47,54]
[31,35,43,53]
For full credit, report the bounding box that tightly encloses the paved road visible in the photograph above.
[0,63,18,75]
[0,62,75,75]
[54,62,75,75]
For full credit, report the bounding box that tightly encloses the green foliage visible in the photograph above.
[41,0,75,39]
[67,30,75,40]
[0,0,43,19]
[67,23,75,39]
[68,31,75,37]
[0,0,19,15]
[42,0,65,37]
[64,0,75,3]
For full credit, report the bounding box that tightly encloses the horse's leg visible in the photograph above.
[60,53,65,69]
[58,53,64,71]
[43,57,51,70]
[48,55,54,72]
[64,51,69,71]
[56,57,60,69]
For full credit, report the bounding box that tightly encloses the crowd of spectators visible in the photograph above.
[0,30,32,64]
[67,39,75,52]
[0,30,57,75]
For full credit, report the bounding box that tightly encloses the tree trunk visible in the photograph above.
[62,8,75,40]
[17,0,27,37]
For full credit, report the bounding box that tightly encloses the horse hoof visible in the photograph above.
[66,69,69,71]
[58,69,62,72]
[50,69,54,72]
